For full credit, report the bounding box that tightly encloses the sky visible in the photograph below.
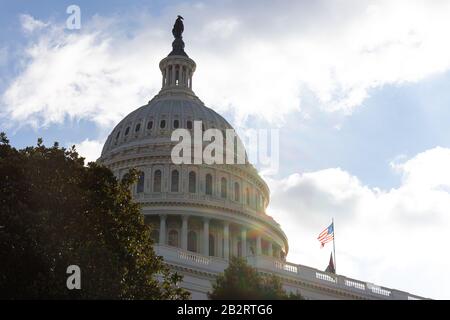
[1,0,450,299]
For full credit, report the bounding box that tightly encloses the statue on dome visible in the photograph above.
[172,15,184,39]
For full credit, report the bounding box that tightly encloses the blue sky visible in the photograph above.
[1,0,450,299]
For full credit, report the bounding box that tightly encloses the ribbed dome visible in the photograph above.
[101,95,234,157]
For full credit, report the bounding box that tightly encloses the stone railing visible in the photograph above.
[178,250,211,265]
[153,244,426,300]
[154,244,228,274]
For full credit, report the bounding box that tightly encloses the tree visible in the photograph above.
[0,134,190,299]
[208,257,303,300]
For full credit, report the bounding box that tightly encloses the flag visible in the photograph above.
[317,222,334,248]
[325,253,335,274]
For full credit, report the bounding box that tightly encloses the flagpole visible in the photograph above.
[332,217,336,273]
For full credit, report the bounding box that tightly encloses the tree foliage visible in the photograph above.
[208,257,303,300]
[0,134,189,299]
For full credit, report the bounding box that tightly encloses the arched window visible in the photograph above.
[171,170,179,192]
[188,231,197,252]
[209,234,215,256]
[173,119,179,129]
[136,172,145,193]
[153,170,162,192]
[150,229,159,243]
[221,177,227,199]
[160,120,166,129]
[234,182,240,202]
[245,188,250,205]
[187,120,193,130]
[188,171,196,193]
[135,123,141,132]
[147,120,153,130]
[168,230,179,247]
[205,174,213,195]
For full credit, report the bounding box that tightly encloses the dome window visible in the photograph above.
[187,120,193,130]
[135,123,141,132]
[234,182,240,202]
[115,130,121,139]
[205,174,213,195]
[136,172,145,193]
[147,121,153,130]
[168,230,179,247]
[188,231,197,252]
[188,171,196,193]
[171,170,179,192]
[221,177,227,199]
[124,127,130,136]
[160,120,166,129]
[153,170,162,192]
[173,119,180,129]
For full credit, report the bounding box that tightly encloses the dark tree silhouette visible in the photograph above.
[0,134,189,300]
[208,257,303,300]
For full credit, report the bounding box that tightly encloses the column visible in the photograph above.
[181,215,188,250]
[256,235,262,255]
[171,66,176,86]
[188,70,192,89]
[159,214,167,245]
[162,68,165,87]
[223,222,230,260]
[203,218,210,256]
[241,227,247,257]
[268,241,273,257]
[165,67,169,87]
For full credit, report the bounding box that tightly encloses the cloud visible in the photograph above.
[266,146,450,299]
[1,14,167,130]
[69,138,105,163]
[19,14,49,33]
[3,0,450,129]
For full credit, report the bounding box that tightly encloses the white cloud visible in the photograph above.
[19,14,49,33]
[69,138,105,163]
[3,0,450,129]
[266,146,450,299]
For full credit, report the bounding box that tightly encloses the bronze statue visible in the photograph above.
[172,15,184,39]
[168,15,188,57]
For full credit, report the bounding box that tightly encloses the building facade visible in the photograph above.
[98,20,425,300]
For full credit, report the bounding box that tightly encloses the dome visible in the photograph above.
[101,96,234,158]
[98,22,289,262]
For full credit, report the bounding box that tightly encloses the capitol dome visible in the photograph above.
[98,18,289,268]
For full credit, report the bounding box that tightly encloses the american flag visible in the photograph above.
[318,222,334,248]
